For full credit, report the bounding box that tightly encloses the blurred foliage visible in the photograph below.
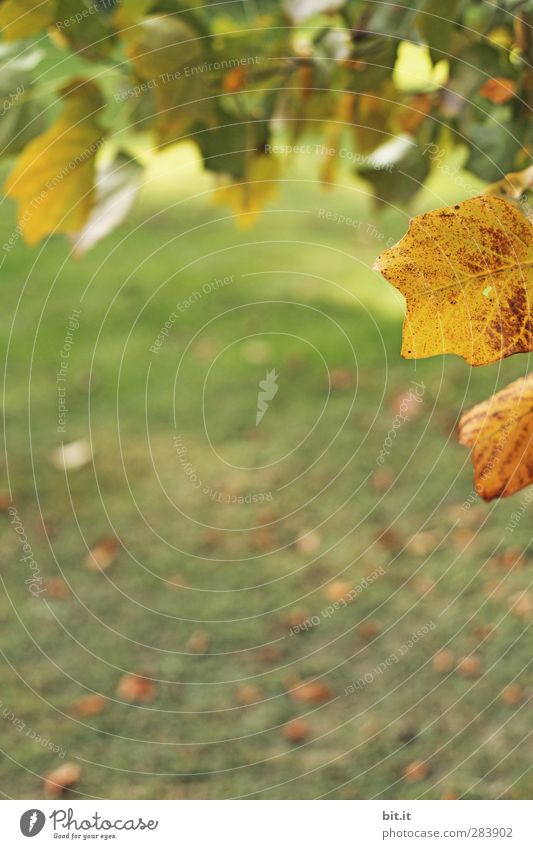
[0,0,532,248]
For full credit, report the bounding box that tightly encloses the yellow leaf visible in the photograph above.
[0,0,55,40]
[4,80,103,245]
[213,154,280,229]
[374,195,533,366]
[393,41,448,93]
[458,373,533,500]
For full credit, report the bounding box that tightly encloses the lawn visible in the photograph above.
[0,145,531,800]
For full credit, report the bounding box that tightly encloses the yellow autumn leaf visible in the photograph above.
[458,373,533,500]
[213,154,280,229]
[374,195,533,366]
[0,0,55,40]
[4,80,104,245]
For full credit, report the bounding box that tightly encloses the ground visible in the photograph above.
[0,146,531,799]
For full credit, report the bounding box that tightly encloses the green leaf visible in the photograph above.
[417,0,462,57]
[54,0,115,58]
[464,120,524,181]
[358,134,429,206]
[0,43,45,154]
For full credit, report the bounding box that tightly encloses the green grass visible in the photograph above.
[0,149,531,800]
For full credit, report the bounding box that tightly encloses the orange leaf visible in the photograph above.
[432,649,454,673]
[84,537,120,572]
[235,685,264,705]
[456,654,483,678]
[116,673,157,703]
[44,763,81,798]
[186,630,210,653]
[458,373,533,500]
[402,760,430,782]
[71,694,107,717]
[289,678,333,704]
[223,67,247,93]
[501,683,524,705]
[479,77,516,104]
[282,718,310,742]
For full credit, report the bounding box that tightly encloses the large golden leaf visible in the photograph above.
[4,80,103,245]
[374,196,533,366]
[458,373,533,500]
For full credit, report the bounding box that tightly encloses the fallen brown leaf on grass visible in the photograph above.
[509,591,533,621]
[441,789,459,800]
[282,718,310,742]
[44,763,82,798]
[252,526,276,552]
[402,760,430,782]
[452,527,477,548]
[295,530,321,555]
[186,630,210,653]
[284,608,312,632]
[288,677,333,704]
[44,578,69,600]
[328,368,356,391]
[432,650,454,673]
[372,469,395,492]
[357,619,380,641]
[409,575,436,597]
[497,549,525,571]
[71,694,107,717]
[116,673,157,703]
[472,625,498,642]
[375,527,402,552]
[235,685,264,705]
[168,573,186,589]
[323,581,352,603]
[457,655,483,678]
[84,537,121,572]
[360,719,380,739]
[501,683,525,705]
[405,530,440,557]
[257,646,284,665]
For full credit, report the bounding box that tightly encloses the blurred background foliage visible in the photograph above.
[0,0,532,249]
